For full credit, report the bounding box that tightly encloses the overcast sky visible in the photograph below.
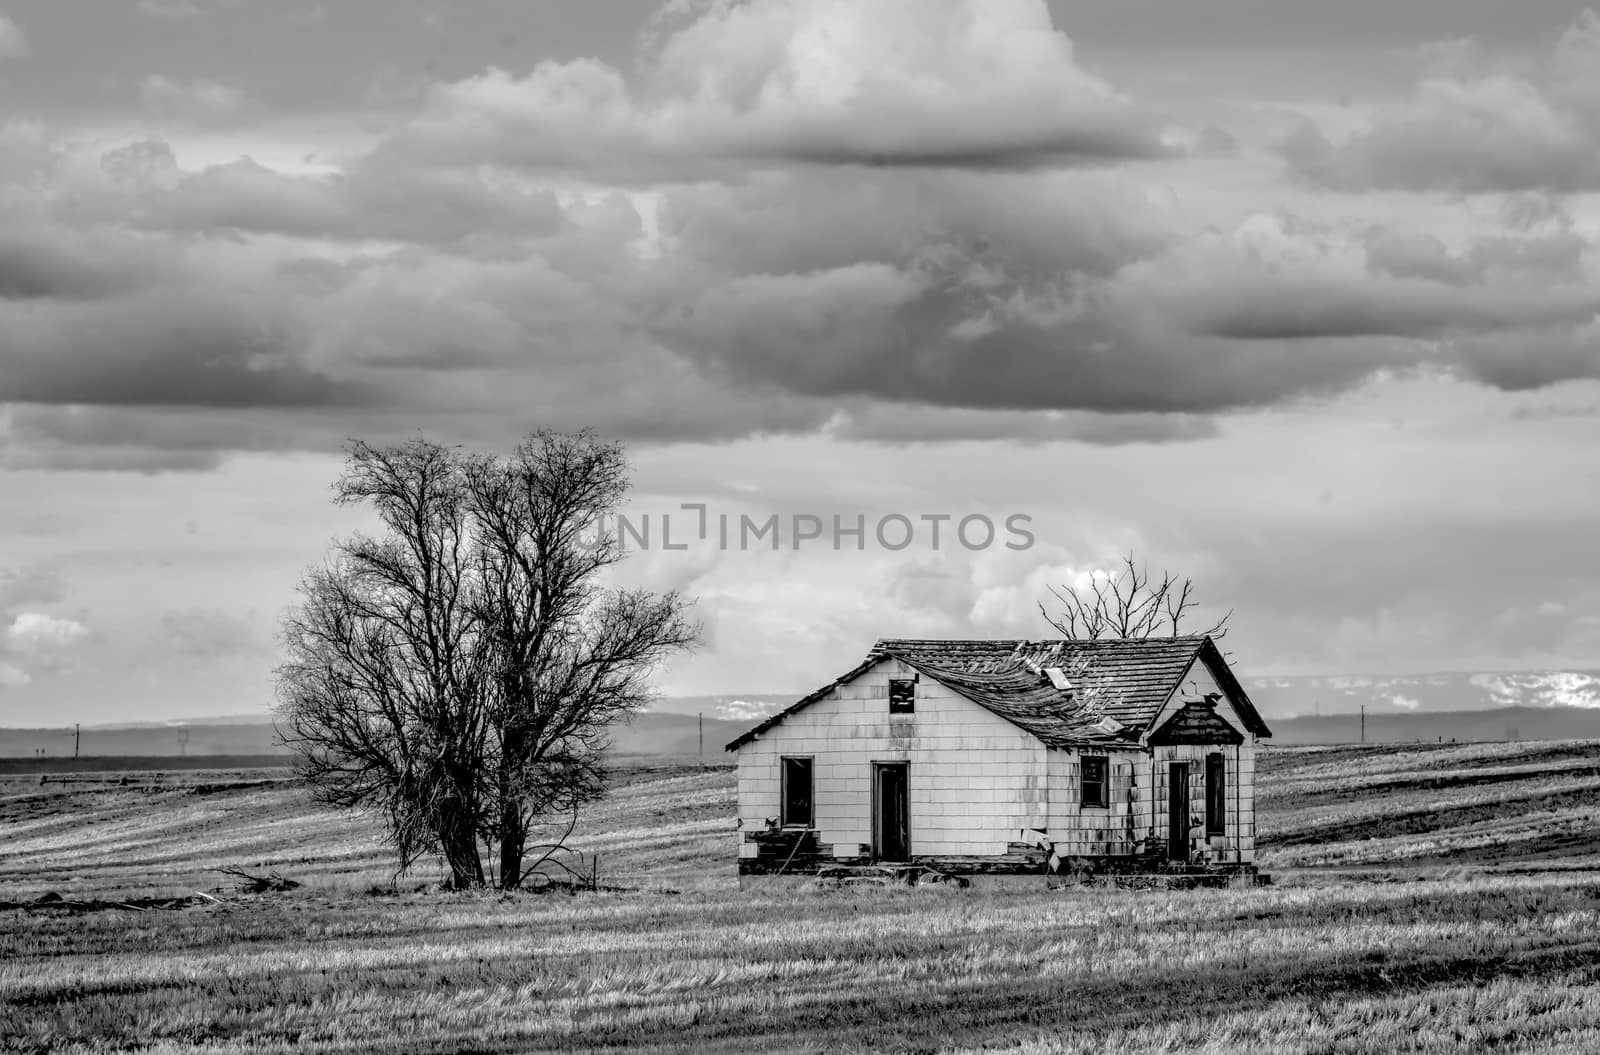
[3,0,1600,725]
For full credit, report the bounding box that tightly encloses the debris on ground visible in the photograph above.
[213,867,301,893]
[810,864,971,889]
[1,890,226,914]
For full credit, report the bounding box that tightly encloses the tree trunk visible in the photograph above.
[496,716,528,890]
[498,800,526,890]
[439,794,485,889]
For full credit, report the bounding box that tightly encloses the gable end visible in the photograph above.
[1148,697,1245,746]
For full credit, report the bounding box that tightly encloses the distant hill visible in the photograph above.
[0,711,758,760]
[9,672,1600,758]
[1243,670,1600,717]
[607,712,752,756]
[639,694,800,722]
[1,722,290,759]
[1266,706,1600,746]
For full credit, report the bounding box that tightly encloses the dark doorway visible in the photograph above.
[781,757,813,827]
[873,762,910,862]
[1167,762,1190,862]
[1205,753,1226,838]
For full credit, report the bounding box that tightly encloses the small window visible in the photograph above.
[888,677,915,714]
[781,757,813,827]
[1080,756,1108,808]
[1205,752,1226,837]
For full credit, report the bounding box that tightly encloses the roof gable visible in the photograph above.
[726,635,1270,751]
[1148,697,1245,745]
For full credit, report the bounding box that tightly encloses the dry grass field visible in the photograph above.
[5,742,1600,1054]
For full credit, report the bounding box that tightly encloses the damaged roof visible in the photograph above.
[725,635,1270,751]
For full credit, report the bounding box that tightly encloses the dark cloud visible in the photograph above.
[0,229,173,300]
[0,289,359,408]
[1184,275,1600,341]
[0,404,301,472]
[1453,325,1600,390]
[655,270,1422,414]
[3,4,1599,474]
[645,189,1600,415]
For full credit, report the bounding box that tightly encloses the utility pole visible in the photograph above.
[1359,706,1365,744]
[74,723,80,759]
[698,712,703,758]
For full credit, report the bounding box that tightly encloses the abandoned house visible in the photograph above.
[727,636,1271,882]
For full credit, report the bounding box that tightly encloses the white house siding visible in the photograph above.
[1149,742,1256,864]
[735,657,1047,858]
[1044,747,1147,856]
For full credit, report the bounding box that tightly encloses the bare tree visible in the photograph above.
[463,432,698,888]
[1039,552,1230,641]
[276,432,698,890]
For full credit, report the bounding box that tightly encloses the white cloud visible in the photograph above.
[382,0,1169,178]
[0,662,29,688]
[0,12,27,61]
[716,698,780,721]
[5,612,89,652]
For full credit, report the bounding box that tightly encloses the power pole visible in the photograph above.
[1359,706,1365,744]
[698,712,703,758]
[74,723,80,759]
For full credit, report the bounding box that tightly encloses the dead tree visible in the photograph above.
[277,433,698,891]
[1040,552,1230,641]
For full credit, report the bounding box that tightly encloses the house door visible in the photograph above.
[1167,763,1190,862]
[873,763,910,862]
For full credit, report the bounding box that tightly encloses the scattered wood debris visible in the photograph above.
[810,864,970,889]
[1,890,227,914]
[213,867,301,893]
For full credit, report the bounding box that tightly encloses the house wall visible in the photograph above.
[1044,747,1147,856]
[735,657,1047,858]
[1144,656,1259,864]
[1148,742,1256,864]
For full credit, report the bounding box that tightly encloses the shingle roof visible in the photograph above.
[909,664,1133,747]
[725,635,1270,751]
